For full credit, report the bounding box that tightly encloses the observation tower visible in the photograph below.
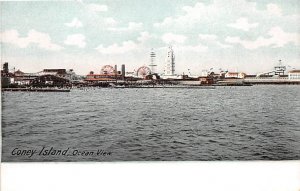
[164,46,175,76]
[149,48,157,74]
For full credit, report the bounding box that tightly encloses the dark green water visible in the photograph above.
[2,85,300,161]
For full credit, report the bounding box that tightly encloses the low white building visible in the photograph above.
[288,70,300,80]
[225,72,246,79]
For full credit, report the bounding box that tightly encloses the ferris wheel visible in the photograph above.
[136,66,151,78]
[101,65,115,75]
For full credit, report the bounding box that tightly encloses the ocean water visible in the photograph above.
[1,85,300,161]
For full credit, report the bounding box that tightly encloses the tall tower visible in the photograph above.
[149,48,157,74]
[164,46,175,76]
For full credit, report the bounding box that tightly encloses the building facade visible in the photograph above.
[85,73,123,83]
[225,72,246,79]
[288,70,300,80]
[13,70,39,85]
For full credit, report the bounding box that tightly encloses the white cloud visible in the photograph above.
[214,42,232,49]
[65,18,83,28]
[64,34,86,48]
[137,31,152,43]
[225,27,299,49]
[153,0,271,30]
[154,17,173,28]
[108,22,143,32]
[267,3,282,16]
[198,34,217,41]
[95,31,154,54]
[154,1,232,28]
[103,17,117,26]
[87,4,108,13]
[166,2,212,27]
[177,44,208,52]
[95,31,156,54]
[95,41,138,54]
[1,29,63,51]
[128,22,143,30]
[198,33,232,48]
[228,18,258,31]
[162,33,187,44]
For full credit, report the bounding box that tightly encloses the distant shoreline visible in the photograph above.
[1,83,300,92]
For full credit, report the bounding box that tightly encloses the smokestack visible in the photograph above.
[121,64,125,80]
[114,65,118,81]
[114,65,117,74]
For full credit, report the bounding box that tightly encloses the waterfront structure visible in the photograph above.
[38,69,68,78]
[225,72,246,79]
[37,69,80,81]
[31,75,70,87]
[1,62,13,87]
[85,65,123,84]
[242,69,300,84]
[199,76,214,85]
[288,70,300,80]
[274,60,286,76]
[31,69,80,83]
[164,46,175,76]
[85,64,139,84]
[256,60,286,77]
[3,59,300,87]
[149,49,157,74]
[13,70,39,85]
[66,69,83,82]
[85,72,123,82]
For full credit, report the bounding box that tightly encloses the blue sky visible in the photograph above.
[1,0,299,75]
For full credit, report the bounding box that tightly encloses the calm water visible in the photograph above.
[2,85,300,161]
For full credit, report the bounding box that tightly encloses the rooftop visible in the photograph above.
[289,70,300,73]
[43,69,67,74]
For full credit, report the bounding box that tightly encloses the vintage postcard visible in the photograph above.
[1,0,300,162]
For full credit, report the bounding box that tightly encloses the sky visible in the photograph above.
[1,0,299,75]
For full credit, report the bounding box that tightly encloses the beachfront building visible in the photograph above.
[31,75,70,87]
[13,70,39,85]
[85,72,123,83]
[288,70,300,80]
[38,69,69,79]
[225,72,246,79]
[84,65,126,84]
[37,69,81,82]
